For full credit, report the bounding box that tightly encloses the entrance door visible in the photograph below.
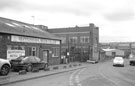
[43,50,49,63]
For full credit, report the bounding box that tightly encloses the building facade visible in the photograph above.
[48,23,99,62]
[0,17,61,65]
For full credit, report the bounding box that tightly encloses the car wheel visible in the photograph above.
[0,65,10,76]
[43,64,46,70]
[130,62,133,66]
[26,65,33,72]
[43,63,48,70]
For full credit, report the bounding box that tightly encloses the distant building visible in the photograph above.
[47,23,99,62]
[0,17,61,65]
[103,49,125,57]
[100,42,135,58]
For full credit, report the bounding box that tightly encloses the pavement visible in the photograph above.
[0,62,87,85]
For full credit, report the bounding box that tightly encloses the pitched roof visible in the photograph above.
[0,17,60,40]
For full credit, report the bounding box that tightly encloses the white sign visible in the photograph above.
[11,35,60,45]
[7,50,25,60]
[67,52,69,56]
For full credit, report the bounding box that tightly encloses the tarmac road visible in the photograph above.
[80,59,135,86]
[2,59,135,86]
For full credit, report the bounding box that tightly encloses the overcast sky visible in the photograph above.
[0,0,135,42]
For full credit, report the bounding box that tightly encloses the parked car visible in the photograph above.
[10,56,48,72]
[0,58,11,75]
[113,57,124,67]
[129,54,135,66]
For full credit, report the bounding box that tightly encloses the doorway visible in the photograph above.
[43,50,49,63]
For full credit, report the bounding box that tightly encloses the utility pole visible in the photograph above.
[31,16,35,25]
[67,34,70,63]
[130,42,132,54]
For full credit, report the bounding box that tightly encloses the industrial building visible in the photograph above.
[0,17,61,65]
[47,23,99,62]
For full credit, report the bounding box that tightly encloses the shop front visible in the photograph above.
[0,35,61,65]
[0,17,61,65]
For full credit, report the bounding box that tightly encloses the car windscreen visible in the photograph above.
[115,57,123,60]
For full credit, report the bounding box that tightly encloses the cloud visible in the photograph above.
[0,0,24,10]
[0,0,102,17]
[31,6,91,16]
[100,35,132,42]
[104,8,135,21]
[25,1,101,17]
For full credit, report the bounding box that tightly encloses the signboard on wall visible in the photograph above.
[11,35,60,45]
[7,50,25,60]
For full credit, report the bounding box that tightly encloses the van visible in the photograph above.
[129,54,135,66]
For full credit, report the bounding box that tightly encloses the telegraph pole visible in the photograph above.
[67,34,70,63]
[31,16,35,25]
[130,42,132,54]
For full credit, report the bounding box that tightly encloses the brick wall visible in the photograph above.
[0,34,61,65]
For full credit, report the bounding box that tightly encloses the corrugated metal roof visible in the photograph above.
[0,17,60,40]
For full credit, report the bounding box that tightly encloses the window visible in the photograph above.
[32,47,36,56]
[8,45,24,50]
[69,37,77,44]
[80,36,89,43]
[27,47,37,56]
[52,47,60,57]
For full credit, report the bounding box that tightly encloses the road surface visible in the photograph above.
[3,59,135,86]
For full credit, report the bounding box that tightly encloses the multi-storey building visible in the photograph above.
[47,23,99,62]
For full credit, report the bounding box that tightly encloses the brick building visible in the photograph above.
[47,23,99,62]
[0,17,61,65]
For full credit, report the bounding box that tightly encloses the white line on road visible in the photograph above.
[69,69,81,86]
[69,68,86,86]
[98,65,119,86]
[75,68,86,86]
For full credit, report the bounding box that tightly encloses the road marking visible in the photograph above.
[69,69,81,86]
[77,83,82,86]
[69,68,86,86]
[75,68,86,86]
[75,75,79,83]
[98,65,119,86]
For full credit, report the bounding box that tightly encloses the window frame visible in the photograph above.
[52,47,60,57]
[80,36,89,43]
[69,36,78,44]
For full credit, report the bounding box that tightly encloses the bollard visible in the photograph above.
[19,70,27,75]
[63,66,67,69]
[69,65,72,67]
[53,66,59,70]
[73,64,77,67]
[79,64,82,66]
[44,68,50,71]
[32,68,39,73]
